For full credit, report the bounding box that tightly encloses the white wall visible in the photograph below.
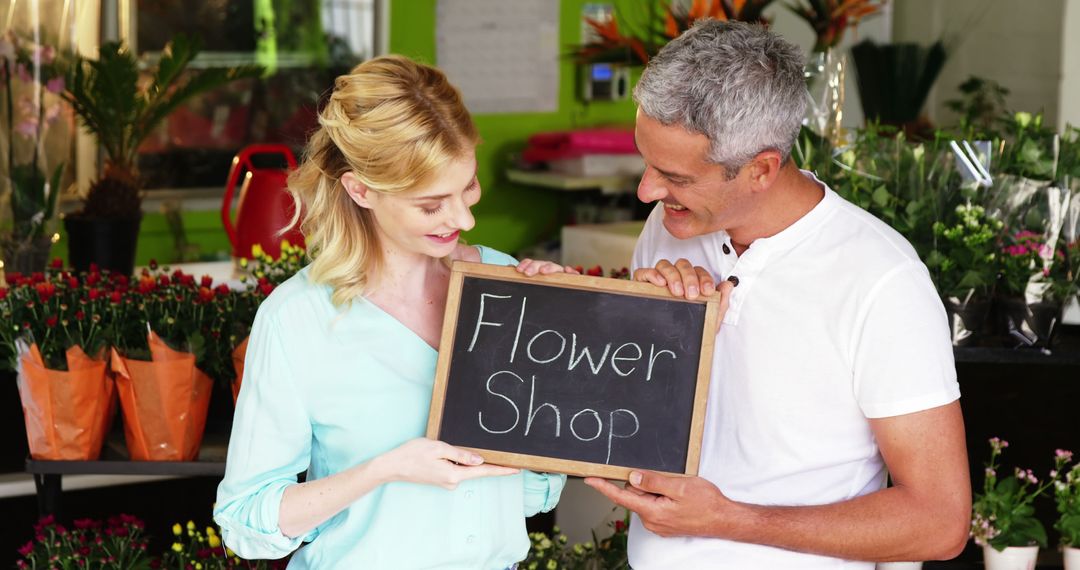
[893,0,1065,127]
[1061,0,1080,130]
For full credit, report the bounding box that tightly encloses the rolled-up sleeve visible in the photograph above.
[214,310,317,559]
[522,471,566,517]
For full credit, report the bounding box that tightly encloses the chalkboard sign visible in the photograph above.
[426,262,718,480]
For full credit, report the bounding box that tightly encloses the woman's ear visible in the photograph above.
[341,171,374,209]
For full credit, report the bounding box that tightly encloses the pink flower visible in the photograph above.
[34,44,54,65]
[15,62,30,82]
[1057,449,1074,461]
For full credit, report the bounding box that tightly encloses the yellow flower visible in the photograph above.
[172,523,182,536]
[206,526,216,536]
[208,534,222,548]
[251,244,265,259]
[187,520,196,530]
[195,564,202,570]
[546,560,558,570]
[239,258,249,268]
[171,542,183,552]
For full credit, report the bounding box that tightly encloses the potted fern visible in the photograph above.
[61,34,261,275]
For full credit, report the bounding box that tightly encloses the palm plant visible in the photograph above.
[63,34,262,221]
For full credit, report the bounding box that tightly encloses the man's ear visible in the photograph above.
[746,150,783,192]
[341,171,374,209]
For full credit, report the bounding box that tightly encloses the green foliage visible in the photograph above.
[62,34,263,219]
[945,76,1010,138]
[927,204,1002,299]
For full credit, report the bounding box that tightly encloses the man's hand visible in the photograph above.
[633,258,716,300]
[584,471,741,539]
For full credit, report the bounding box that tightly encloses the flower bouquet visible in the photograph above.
[971,438,1070,567]
[1,261,115,460]
[0,27,73,275]
[107,262,228,461]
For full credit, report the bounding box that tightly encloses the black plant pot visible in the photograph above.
[63,216,141,276]
[942,296,992,347]
[996,297,1064,349]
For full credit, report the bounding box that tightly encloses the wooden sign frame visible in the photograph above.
[426,261,719,480]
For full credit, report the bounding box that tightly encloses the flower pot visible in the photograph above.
[996,296,1063,349]
[230,336,249,405]
[943,296,992,346]
[982,545,1039,570]
[63,215,142,277]
[1065,546,1080,570]
[110,332,212,461]
[15,343,115,460]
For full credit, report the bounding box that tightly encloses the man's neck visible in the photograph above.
[728,164,825,253]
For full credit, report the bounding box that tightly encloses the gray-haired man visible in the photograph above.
[585,20,971,569]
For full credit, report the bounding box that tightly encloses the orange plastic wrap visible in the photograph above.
[16,344,115,460]
[230,336,249,405]
[111,331,213,461]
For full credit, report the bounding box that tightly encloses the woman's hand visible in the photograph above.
[373,438,519,490]
[515,258,581,277]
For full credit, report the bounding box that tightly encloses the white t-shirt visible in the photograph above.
[628,174,960,569]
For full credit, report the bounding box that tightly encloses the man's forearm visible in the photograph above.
[721,483,970,562]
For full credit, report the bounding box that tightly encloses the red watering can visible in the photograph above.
[221,144,305,260]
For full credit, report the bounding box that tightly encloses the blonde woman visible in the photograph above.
[214,55,566,569]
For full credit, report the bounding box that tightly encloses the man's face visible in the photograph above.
[634,110,750,240]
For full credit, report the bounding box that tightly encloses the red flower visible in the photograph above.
[88,288,102,301]
[67,276,79,289]
[35,282,57,302]
[49,257,63,269]
[214,284,231,297]
[615,519,627,533]
[198,287,215,303]
[200,275,213,288]
[88,263,99,272]
[86,272,101,286]
[0,288,7,300]
[259,283,274,296]
[75,310,85,321]
[30,272,45,283]
[110,292,123,304]
[45,316,58,328]
[586,265,603,276]
[17,541,33,556]
[148,259,158,270]
[158,274,171,286]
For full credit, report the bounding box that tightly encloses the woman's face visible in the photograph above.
[363,154,481,260]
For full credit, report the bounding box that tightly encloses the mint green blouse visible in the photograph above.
[214,246,565,569]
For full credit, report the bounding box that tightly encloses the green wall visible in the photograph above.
[50,0,637,266]
[388,0,638,254]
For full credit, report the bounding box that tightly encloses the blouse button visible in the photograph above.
[727,275,740,287]
[722,243,731,254]
[465,490,474,499]
[466,535,476,544]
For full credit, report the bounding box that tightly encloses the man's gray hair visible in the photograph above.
[634,19,807,177]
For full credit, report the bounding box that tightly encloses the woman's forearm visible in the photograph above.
[278,459,389,538]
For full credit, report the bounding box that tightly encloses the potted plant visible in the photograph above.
[0,261,116,460]
[971,438,1070,569]
[1052,450,1080,570]
[0,29,72,274]
[925,203,1002,345]
[16,514,151,570]
[107,262,229,461]
[61,34,261,276]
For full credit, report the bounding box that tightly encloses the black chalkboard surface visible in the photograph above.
[426,261,718,480]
